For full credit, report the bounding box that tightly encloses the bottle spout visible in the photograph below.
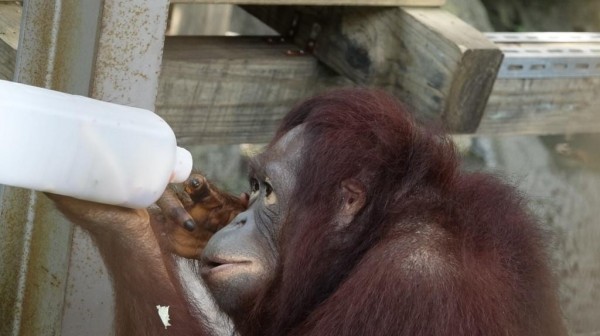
[171,147,193,183]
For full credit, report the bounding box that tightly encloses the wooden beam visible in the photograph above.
[170,0,446,6]
[157,36,349,144]
[151,36,600,140]
[478,77,600,135]
[244,6,503,133]
[0,3,19,80]
[477,39,600,135]
[3,4,598,141]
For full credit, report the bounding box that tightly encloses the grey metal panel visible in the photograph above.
[0,1,104,335]
[60,227,114,336]
[0,189,74,336]
[0,0,170,335]
[61,1,170,335]
[90,0,170,111]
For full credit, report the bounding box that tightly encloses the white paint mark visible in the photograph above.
[156,305,171,329]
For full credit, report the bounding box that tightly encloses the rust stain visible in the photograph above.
[50,1,81,92]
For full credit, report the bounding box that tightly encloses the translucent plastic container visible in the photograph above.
[0,80,193,208]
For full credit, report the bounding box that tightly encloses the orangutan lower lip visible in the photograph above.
[200,259,250,277]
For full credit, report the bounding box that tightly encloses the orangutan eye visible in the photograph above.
[263,178,277,206]
[250,178,259,194]
[265,182,273,197]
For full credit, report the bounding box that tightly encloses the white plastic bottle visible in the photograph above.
[0,80,193,208]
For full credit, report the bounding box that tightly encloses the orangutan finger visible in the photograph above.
[183,174,212,202]
[156,188,196,232]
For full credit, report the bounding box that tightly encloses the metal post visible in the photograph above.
[0,0,170,335]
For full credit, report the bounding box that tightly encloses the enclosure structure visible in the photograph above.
[0,0,598,335]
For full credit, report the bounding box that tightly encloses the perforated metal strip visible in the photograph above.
[485,32,600,43]
[484,33,600,79]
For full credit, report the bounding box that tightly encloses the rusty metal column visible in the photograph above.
[62,1,171,335]
[0,0,171,335]
[0,1,104,335]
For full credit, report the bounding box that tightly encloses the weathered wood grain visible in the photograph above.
[156,36,350,144]
[0,3,19,80]
[478,77,600,135]
[171,0,446,6]
[3,3,597,140]
[244,6,503,132]
[157,36,600,139]
[478,40,600,136]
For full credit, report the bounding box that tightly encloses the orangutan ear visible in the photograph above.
[338,179,367,226]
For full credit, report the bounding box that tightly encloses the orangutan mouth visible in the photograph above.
[201,257,250,276]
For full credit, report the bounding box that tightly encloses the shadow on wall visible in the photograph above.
[480,0,600,32]
[166,3,276,36]
[448,0,600,332]
[462,134,600,335]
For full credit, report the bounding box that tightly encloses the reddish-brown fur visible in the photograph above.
[53,89,565,336]
[226,89,565,335]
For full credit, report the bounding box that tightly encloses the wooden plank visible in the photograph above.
[478,77,600,135]
[2,5,597,141]
[156,36,349,144]
[155,36,600,140]
[0,3,20,80]
[244,6,503,132]
[476,40,600,135]
[171,0,446,7]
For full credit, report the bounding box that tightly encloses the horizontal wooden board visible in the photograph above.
[0,3,19,50]
[478,38,600,135]
[159,37,600,143]
[0,3,20,80]
[478,77,600,135]
[171,0,446,6]
[2,7,598,142]
[244,6,502,133]
[157,36,350,144]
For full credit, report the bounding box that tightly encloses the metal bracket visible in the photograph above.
[285,22,321,56]
[485,32,600,43]
[498,48,600,79]
[486,33,600,79]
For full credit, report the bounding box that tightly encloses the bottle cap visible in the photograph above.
[171,147,193,183]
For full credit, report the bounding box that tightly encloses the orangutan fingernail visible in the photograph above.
[190,178,201,189]
[183,219,196,231]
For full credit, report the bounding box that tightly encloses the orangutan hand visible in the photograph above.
[48,173,247,259]
[151,173,248,259]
